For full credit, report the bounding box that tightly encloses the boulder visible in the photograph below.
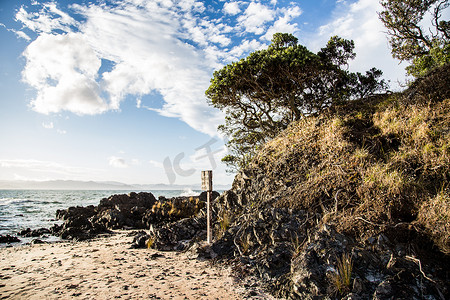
[0,235,21,243]
[130,231,151,249]
[18,227,51,237]
[153,216,206,251]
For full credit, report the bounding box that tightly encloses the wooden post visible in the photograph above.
[201,170,213,244]
[207,190,211,244]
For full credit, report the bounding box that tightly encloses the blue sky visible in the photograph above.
[0,0,408,186]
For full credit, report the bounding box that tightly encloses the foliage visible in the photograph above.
[207,33,386,171]
[403,62,450,102]
[379,0,450,77]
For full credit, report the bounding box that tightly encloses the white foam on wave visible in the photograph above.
[0,198,32,206]
[179,188,200,197]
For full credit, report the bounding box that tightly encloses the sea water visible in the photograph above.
[0,189,201,243]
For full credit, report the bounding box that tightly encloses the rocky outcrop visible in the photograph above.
[52,191,214,241]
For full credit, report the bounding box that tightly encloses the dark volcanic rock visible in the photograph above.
[0,235,21,243]
[94,209,126,229]
[18,227,51,237]
[153,216,207,251]
[130,231,151,249]
[56,205,97,221]
[98,192,157,212]
[52,192,158,240]
[30,239,46,245]
[199,191,220,203]
[52,191,213,241]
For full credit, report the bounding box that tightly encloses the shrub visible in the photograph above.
[331,253,353,294]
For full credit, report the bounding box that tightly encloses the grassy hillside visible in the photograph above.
[228,64,449,255]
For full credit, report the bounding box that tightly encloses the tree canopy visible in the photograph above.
[206,33,387,171]
[379,0,450,77]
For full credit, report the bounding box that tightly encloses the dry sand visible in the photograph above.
[0,232,271,299]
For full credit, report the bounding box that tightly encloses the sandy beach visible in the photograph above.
[0,232,269,299]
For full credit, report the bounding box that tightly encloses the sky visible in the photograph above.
[0,0,410,186]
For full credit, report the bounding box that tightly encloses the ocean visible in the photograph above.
[0,189,201,244]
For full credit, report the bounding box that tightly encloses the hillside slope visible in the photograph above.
[209,64,450,299]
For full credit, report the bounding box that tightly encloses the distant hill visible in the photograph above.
[0,180,231,191]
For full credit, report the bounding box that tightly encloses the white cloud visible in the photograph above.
[227,39,264,62]
[0,159,98,176]
[237,2,275,35]
[57,129,67,134]
[149,160,164,169]
[223,2,241,15]
[14,0,303,136]
[108,156,128,168]
[22,32,108,115]
[313,0,408,89]
[42,121,54,129]
[15,30,31,41]
[262,6,302,41]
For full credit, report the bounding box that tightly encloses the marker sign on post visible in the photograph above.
[201,170,212,244]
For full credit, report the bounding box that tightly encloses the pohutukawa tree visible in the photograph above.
[379,0,450,77]
[206,33,387,171]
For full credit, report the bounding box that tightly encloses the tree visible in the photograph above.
[379,0,450,77]
[206,33,386,171]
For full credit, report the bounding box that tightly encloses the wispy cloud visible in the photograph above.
[15,3,77,33]
[108,156,128,168]
[149,160,164,169]
[0,23,31,41]
[0,159,99,176]
[42,121,53,129]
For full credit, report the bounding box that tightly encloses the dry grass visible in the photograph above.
[290,233,302,257]
[146,236,155,249]
[151,196,205,219]
[240,234,251,255]
[331,253,353,295]
[417,189,450,254]
[243,75,450,252]
[217,212,231,239]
